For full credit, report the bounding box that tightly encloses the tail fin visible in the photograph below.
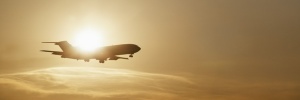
[42,41,72,52]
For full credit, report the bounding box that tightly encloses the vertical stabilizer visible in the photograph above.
[56,41,72,52]
[42,41,73,52]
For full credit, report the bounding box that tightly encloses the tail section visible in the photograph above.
[42,42,57,43]
[42,41,73,52]
[40,50,63,55]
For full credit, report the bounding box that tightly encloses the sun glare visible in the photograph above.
[71,28,105,52]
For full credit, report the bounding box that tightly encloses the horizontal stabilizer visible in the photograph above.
[41,50,63,55]
[40,50,61,52]
[42,42,58,43]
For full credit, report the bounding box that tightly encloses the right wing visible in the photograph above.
[40,50,63,55]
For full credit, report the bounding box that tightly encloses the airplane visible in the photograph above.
[41,41,141,63]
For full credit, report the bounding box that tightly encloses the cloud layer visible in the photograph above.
[0,67,199,100]
[0,67,300,100]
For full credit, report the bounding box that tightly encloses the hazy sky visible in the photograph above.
[0,0,299,100]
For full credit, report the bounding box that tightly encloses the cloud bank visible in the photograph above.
[0,67,299,100]
[0,67,199,100]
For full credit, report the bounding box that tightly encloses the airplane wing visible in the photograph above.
[96,56,128,63]
[40,50,63,55]
[108,56,128,60]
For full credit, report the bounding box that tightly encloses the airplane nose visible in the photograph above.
[132,44,141,53]
[137,46,141,52]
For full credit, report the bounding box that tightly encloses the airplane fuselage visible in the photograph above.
[41,41,141,63]
[100,44,141,55]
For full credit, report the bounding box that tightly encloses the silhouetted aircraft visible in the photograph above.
[41,41,141,63]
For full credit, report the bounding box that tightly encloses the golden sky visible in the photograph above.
[0,0,299,100]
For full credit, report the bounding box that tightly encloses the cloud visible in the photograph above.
[1,67,299,100]
[0,67,199,100]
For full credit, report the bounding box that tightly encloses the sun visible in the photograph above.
[71,28,105,52]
